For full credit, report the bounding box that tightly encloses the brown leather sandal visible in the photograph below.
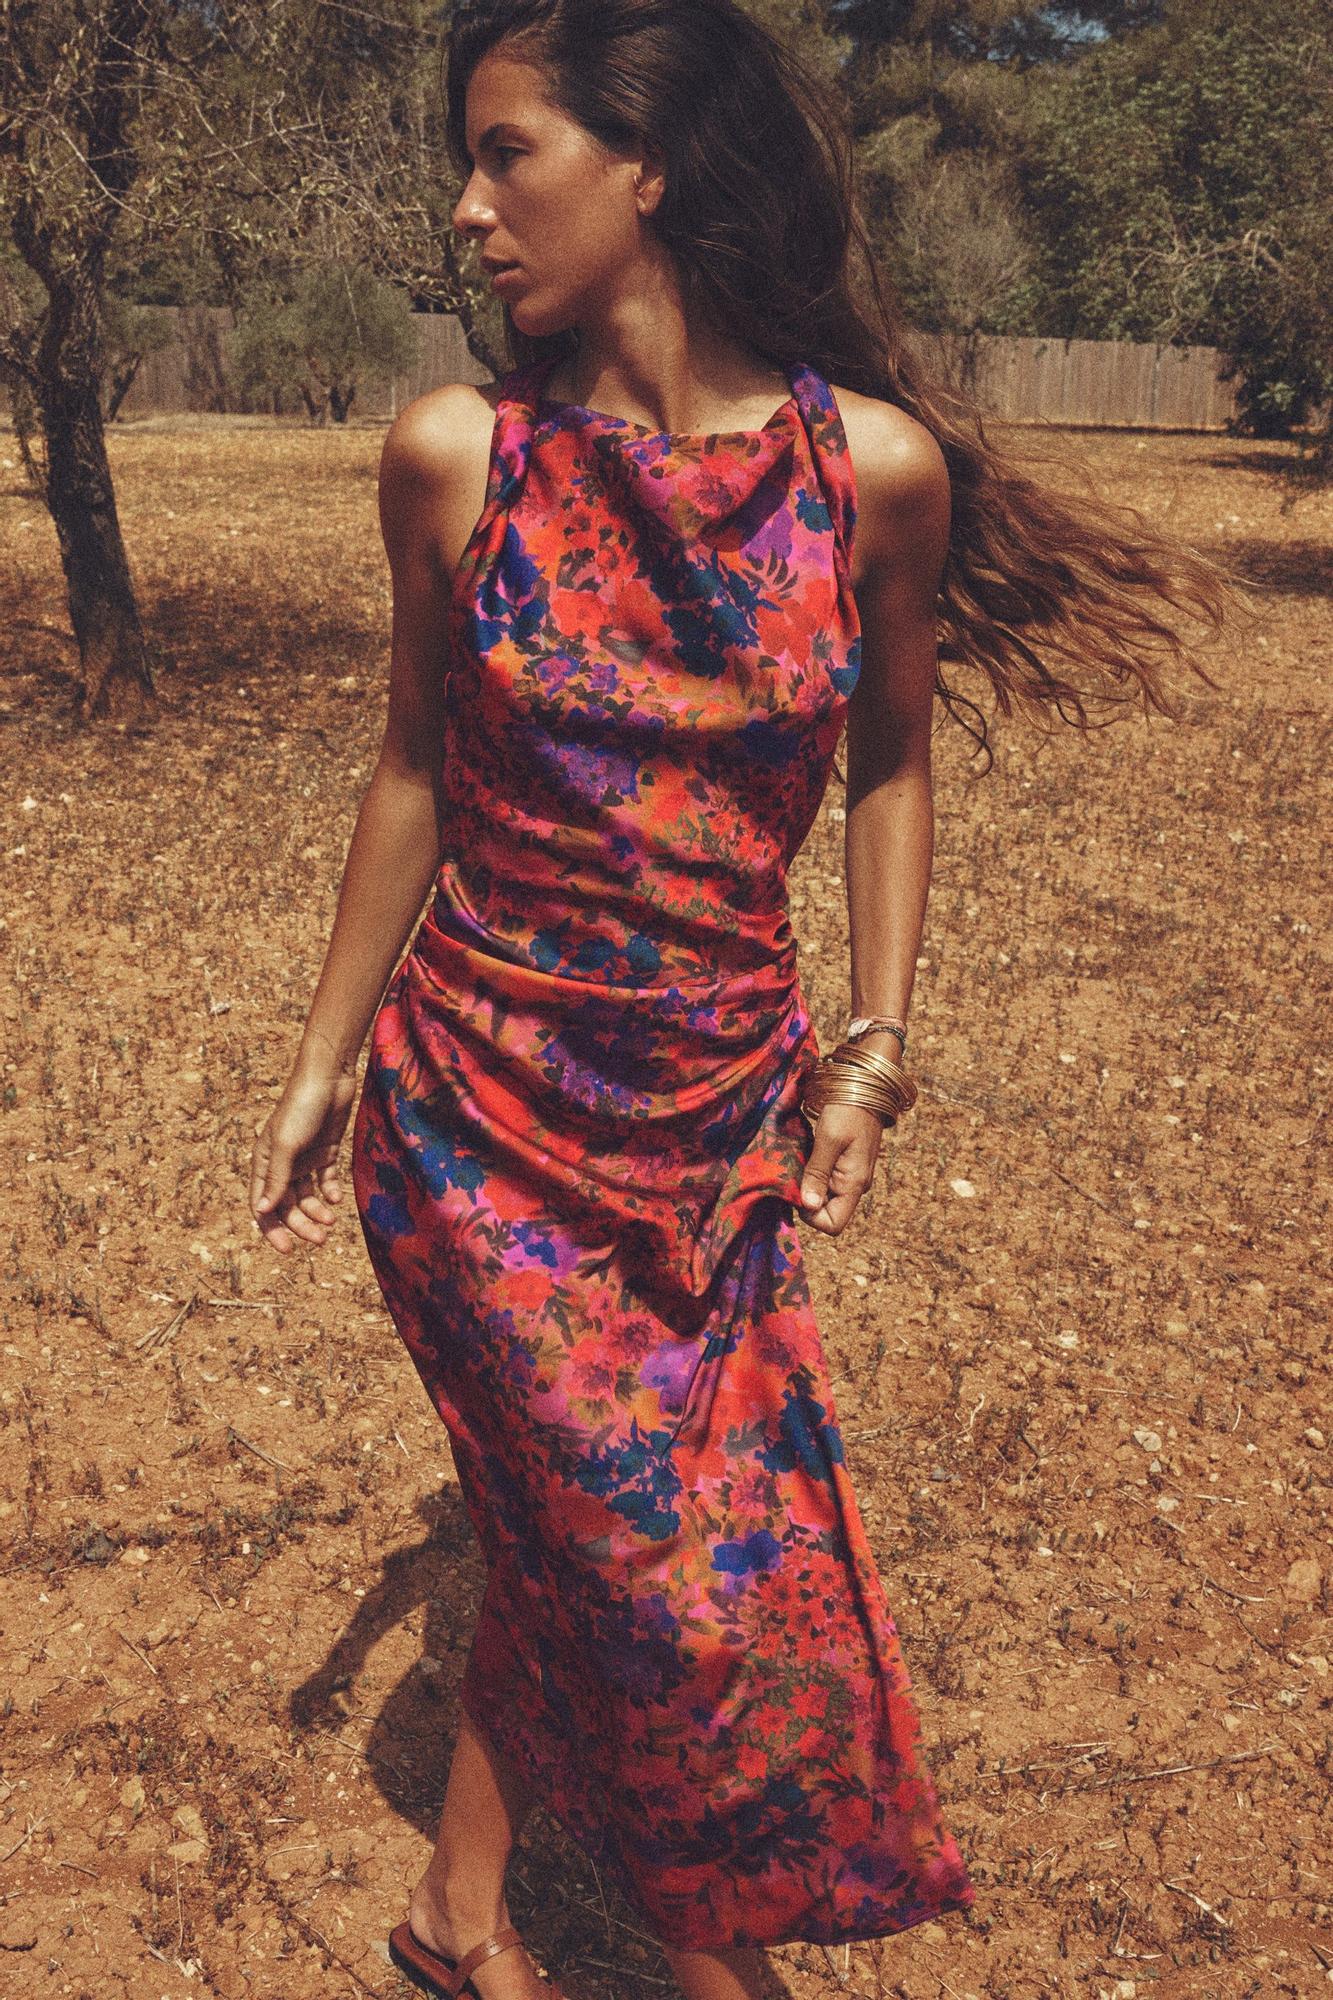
[387,1919,565,1999]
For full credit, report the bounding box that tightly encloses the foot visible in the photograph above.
[407,1872,556,1998]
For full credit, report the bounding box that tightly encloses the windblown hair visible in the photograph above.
[444,0,1240,770]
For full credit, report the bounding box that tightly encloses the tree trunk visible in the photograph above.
[36,274,155,723]
[105,351,144,422]
[7,375,49,502]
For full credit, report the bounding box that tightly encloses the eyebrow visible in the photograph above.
[467,122,527,161]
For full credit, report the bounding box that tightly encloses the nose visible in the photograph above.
[452,170,494,242]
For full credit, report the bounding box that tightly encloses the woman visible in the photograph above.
[248,4,1232,1997]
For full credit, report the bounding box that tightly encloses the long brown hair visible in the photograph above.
[444,0,1240,770]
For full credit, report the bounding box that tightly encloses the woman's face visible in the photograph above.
[453,51,657,337]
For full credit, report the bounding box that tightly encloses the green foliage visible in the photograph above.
[1020,0,1333,436]
[830,3,1094,336]
[230,266,423,423]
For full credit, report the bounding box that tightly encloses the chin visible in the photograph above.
[504,296,577,341]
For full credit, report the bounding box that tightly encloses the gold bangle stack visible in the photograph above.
[800,1039,918,1129]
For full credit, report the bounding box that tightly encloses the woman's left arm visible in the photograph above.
[798,403,952,1234]
[845,405,952,1043]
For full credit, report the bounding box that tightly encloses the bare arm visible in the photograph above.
[797,401,952,1234]
[843,410,951,1058]
[248,386,482,1249]
[289,409,462,1078]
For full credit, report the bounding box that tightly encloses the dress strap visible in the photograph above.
[445,361,544,647]
[788,360,858,578]
[486,359,547,500]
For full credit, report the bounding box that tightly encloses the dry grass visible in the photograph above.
[0,416,1328,1999]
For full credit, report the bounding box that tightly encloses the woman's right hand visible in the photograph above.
[249,1060,360,1255]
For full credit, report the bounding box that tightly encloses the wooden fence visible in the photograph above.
[915,331,1239,431]
[108,303,1240,431]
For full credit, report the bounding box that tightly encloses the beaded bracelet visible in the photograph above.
[847,1013,908,1053]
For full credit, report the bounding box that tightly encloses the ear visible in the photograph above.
[634,143,666,217]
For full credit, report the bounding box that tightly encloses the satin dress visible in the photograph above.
[350,350,975,1949]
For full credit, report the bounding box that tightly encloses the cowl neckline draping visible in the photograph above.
[532,351,800,445]
[521,352,814,546]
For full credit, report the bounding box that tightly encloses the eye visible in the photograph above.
[493,145,523,165]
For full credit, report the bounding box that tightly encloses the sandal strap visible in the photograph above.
[450,1924,522,1993]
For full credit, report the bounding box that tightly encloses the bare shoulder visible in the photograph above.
[381,379,500,480]
[827,384,952,589]
[828,382,950,503]
[378,379,502,580]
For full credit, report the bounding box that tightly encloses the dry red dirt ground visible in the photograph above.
[0,414,1328,2000]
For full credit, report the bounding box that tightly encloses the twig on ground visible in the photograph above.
[0,1817,46,1864]
[985,1739,1278,1795]
[1073,1742,1279,1794]
[587,1852,613,1949]
[819,1941,850,1986]
[134,1291,200,1351]
[1199,1571,1270,1606]
[1050,1166,1133,1225]
[115,1628,160,1678]
[258,1867,385,1997]
[1163,1879,1232,1928]
[225,1425,290,1473]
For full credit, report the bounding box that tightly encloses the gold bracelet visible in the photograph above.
[831,1041,913,1088]
[828,1042,917,1113]
[833,1047,914,1094]
[821,1063,914,1118]
[801,1069,904,1123]
[806,1076,901,1107]
[800,1041,919,1128]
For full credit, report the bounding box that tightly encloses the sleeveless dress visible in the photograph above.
[350,351,975,1950]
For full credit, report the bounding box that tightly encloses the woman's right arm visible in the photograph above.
[248,383,493,1253]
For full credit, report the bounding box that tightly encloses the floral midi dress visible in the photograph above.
[350,350,975,1950]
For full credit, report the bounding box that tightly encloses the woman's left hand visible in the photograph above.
[798,1102,886,1234]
